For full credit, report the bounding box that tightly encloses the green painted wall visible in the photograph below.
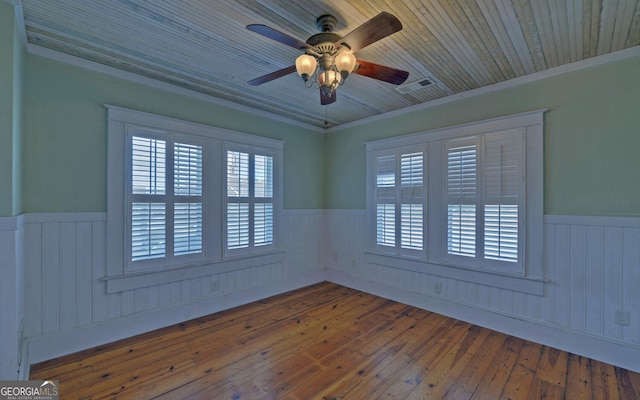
[15,35,640,217]
[326,55,640,217]
[0,2,16,217]
[22,55,325,212]
[12,9,24,217]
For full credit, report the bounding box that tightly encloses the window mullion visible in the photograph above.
[249,153,255,250]
[165,140,175,260]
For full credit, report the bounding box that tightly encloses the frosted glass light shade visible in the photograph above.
[295,54,317,78]
[335,51,357,73]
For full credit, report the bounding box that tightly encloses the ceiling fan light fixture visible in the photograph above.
[295,54,317,81]
[247,12,409,107]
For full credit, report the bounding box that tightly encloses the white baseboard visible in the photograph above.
[326,269,640,373]
[27,270,326,367]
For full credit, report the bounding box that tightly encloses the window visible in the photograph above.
[366,110,544,294]
[445,130,523,272]
[373,148,426,257]
[107,106,283,283]
[127,132,204,271]
[225,147,275,256]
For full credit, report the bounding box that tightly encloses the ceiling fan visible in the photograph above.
[246,12,409,105]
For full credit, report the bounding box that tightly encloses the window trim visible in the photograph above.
[223,142,281,259]
[443,129,526,274]
[106,105,284,291]
[365,110,545,295]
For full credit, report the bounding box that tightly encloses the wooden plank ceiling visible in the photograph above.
[20,0,640,128]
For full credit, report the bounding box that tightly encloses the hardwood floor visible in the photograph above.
[30,282,640,399]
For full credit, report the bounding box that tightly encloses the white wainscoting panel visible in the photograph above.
[21,210,325,364]
[324,210,640,372]
[14,210,640,373]
[0,217,20,379]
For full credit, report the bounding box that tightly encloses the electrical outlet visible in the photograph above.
[210,279,219,292]
[614,309,630,325]
[434,282,442,294]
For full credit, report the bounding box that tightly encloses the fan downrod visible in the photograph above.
[316,14,337,32]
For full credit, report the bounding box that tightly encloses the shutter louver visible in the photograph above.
[254,203,273,246]
[132,137,165,195]
[401,203,423,249]
[255,155,273,198]
[227,151,249,197]
[174,143,202,196]
[400,152,424,250]
[227,203,249,249]
[131,202,165,260]
[376,204,395,246]
[483,135,521,263]
[447,144,477,257]
[174,203,202,255]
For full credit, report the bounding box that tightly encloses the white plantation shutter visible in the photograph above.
[174,143,203,196]
[376,203,395,246]
[255,155,273,198]
[445,131,524,269]
[130,137,167,262]
[174,142,203,256]
[128,134,204,268]
[225,148,274,253]
[483,132,522,263]
[174,203,202,255]
[131,202,166,260]
[374,150,425,254]
[227,150,249,250]
[108,106,285,280]
[254,154,274,247]
[447,143,477,258]
[227,203,249,249]
[400,152,424,250]
[376,154,396,248]
[227,151,249,197]
[364,110,543,288]
[131,137,166,195]
[254,203,273,246]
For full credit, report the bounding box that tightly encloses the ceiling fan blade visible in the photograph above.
[246,24,311,50]
[320,89,337,105]
[248,65,296,86]
[335,12,402,53]
[353,59,409,85]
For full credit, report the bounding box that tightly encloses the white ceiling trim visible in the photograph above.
[21,34,640,136]
[26,43,325,133]
[328,46,640,133]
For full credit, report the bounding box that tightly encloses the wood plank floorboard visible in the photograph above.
[30,282,640,399]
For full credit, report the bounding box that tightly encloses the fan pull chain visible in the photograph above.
[324,104,329,126]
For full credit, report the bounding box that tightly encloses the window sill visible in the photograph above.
[104,251,285,293]
[364,252,545,296]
